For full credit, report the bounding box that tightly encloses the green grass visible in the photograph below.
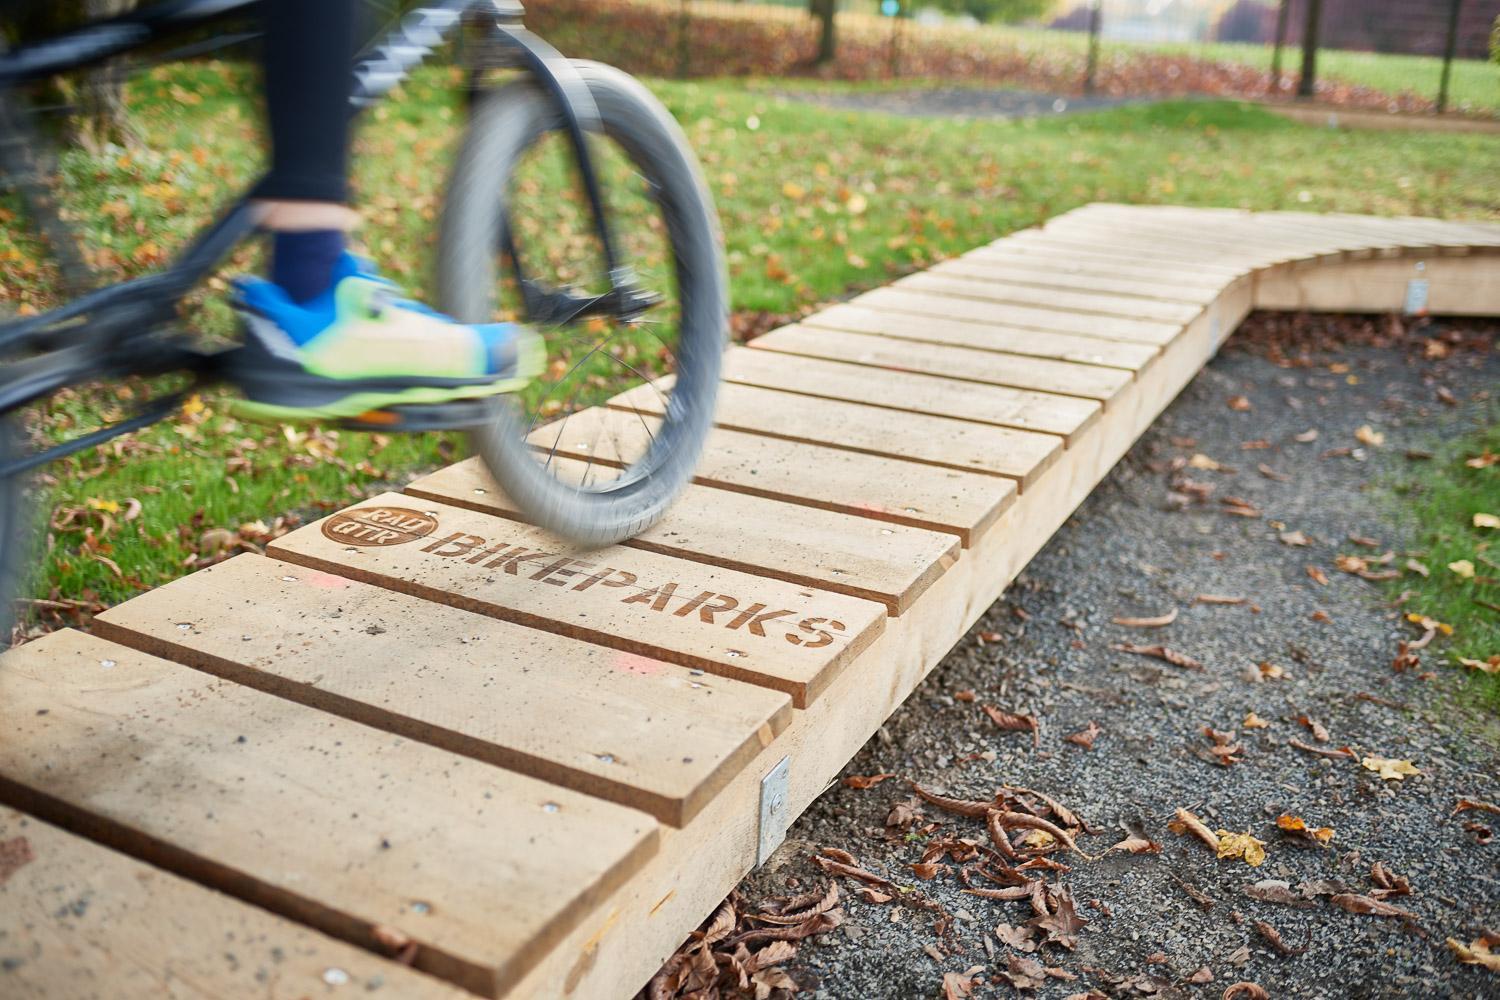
[1385,418,1500,712]
[4,63,1499,624]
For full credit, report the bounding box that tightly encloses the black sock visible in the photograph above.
[271,230,346,304]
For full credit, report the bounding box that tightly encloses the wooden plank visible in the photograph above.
[408,457,959,615]
[525,408,1016,547]
[750,325,1132,405]
[973,237,1251,277]
[1045,215,1343,258]
[721,346,1101,444]
[1253,253,1500,316]
[799,302,1159,371]
[609,378,1062,486]
[930,256,1221,303]
[0,807,468,1000]
[94,553,791,827]
[850,286,1183,345]
[954,247,1232,290]
[895,270,1204,324]
[268,494,886,708]
[0,630,658,999]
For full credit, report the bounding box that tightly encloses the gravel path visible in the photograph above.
[772,88,1140,120]
[734,314,1499,1000]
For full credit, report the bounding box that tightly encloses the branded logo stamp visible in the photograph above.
[321,507,439,547]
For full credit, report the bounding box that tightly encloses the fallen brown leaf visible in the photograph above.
[1244,879,1315,908]
[982,704,1041,748]
[1064,721,1103,751]
[995,922,1037,952]
[1194,594,1246,606]
[841,773,895,790]
[1288,737,1356,760]
[1223,983,1270,1000]
[1276,814,1335,845]
[1306,565,1329,586]
[1169,808,1220,851]
[1453,798,1500,817]
[1000,953,1048,990]
[1280,529,1311,546]
[1254,919,1310,956]
[1111,642,1202,670]
[1446,932,1500,972]
[1329,893,1423,933]
[1106,834,1161,855]
[1112,608,1179,628]
[1296,715,1330,742]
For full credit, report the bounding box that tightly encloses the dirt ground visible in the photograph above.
[699,313,1499,1000]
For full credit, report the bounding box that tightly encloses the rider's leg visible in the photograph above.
[254,0,358,304]
[233,0,540,419]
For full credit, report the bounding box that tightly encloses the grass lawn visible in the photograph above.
[3,61,1499,630]
[1385,418,1500,712]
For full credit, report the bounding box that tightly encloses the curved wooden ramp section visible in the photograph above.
[3,205,1498,998]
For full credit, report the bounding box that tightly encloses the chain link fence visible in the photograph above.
[524,0,1500,115]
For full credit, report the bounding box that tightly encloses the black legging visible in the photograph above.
[256,0,357,204]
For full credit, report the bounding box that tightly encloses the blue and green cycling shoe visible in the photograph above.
[227,252,543,422]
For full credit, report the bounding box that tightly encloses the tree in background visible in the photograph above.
[811,0,836,64]
[1215,0,1277,43]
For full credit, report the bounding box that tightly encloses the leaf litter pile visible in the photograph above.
[641,313,1497,999]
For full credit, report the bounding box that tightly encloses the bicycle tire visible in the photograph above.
[0,416,29,649]
[439,61,725,547]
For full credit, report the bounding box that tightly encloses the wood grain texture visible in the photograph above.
[894,270,1204,324]
[0,808,468,1000]
[851,286,1183,345]
[721,346,1100,444]
[407,457,959,615]
[951,247,1233,290]
[609,378,1062,486]
[801,302,1160,370]
[750,325,1132,404]
[0,630,658,998]
[94,553,791,827]
[268,494,886,707]
[525,406,1018,546]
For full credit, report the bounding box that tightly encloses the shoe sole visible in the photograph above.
[228,331,545,423]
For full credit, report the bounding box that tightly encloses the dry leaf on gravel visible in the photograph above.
[1288,737,1356,760]
[1242,711,1270,729]
[1223,981,1271,999]
[1111,608,1178,628]
[1453,798,1500,817]
[1370,862,1411,899]
[1296,715,1330,742]
[995,922,1038,953]
[1446,932,1500,973]
[1244,879,1315,908]
[1195,594,1246,606]
[1028,884,1088,950]
[941,967,985,999]
[1227,395,1251,411]
[1276,814,1334,846]
[982,704,1040,747]
[1258,463,1290,482]
[1361,756,1420,781]
[1169,808,1220,851]
[1216,830,1268,867]
[1110,642,1202,670]
[910,783,992,818]
[1329,893,1423,933]
[1200,726,1244,767]
[1000,954,1048,990]
[1279,529,1311,546]
[1254,919,1310,956]
[1106,834,1161,855]
[1306,565,1329,585]
[841,773,895,790]
[1064,721,1102,751]
[1459,656,1500,674]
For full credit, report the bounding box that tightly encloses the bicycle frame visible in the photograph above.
[0,0,633,477]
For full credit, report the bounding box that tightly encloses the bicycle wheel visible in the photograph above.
[439,61,725,547]
[0,416,30,648]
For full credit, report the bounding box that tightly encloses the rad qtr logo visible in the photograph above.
[321,507,439,547]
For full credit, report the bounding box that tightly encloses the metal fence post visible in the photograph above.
[1296,0,1323,99]
[1084,0,1102,96]
[1269,0,1290,94]
[1437,0,1464,113]
[676,0,691,78]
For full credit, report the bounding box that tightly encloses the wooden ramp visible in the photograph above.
[4,205,1498,999]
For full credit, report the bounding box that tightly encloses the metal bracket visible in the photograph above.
[756,756,791,867]
[1403,262,1429,315]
